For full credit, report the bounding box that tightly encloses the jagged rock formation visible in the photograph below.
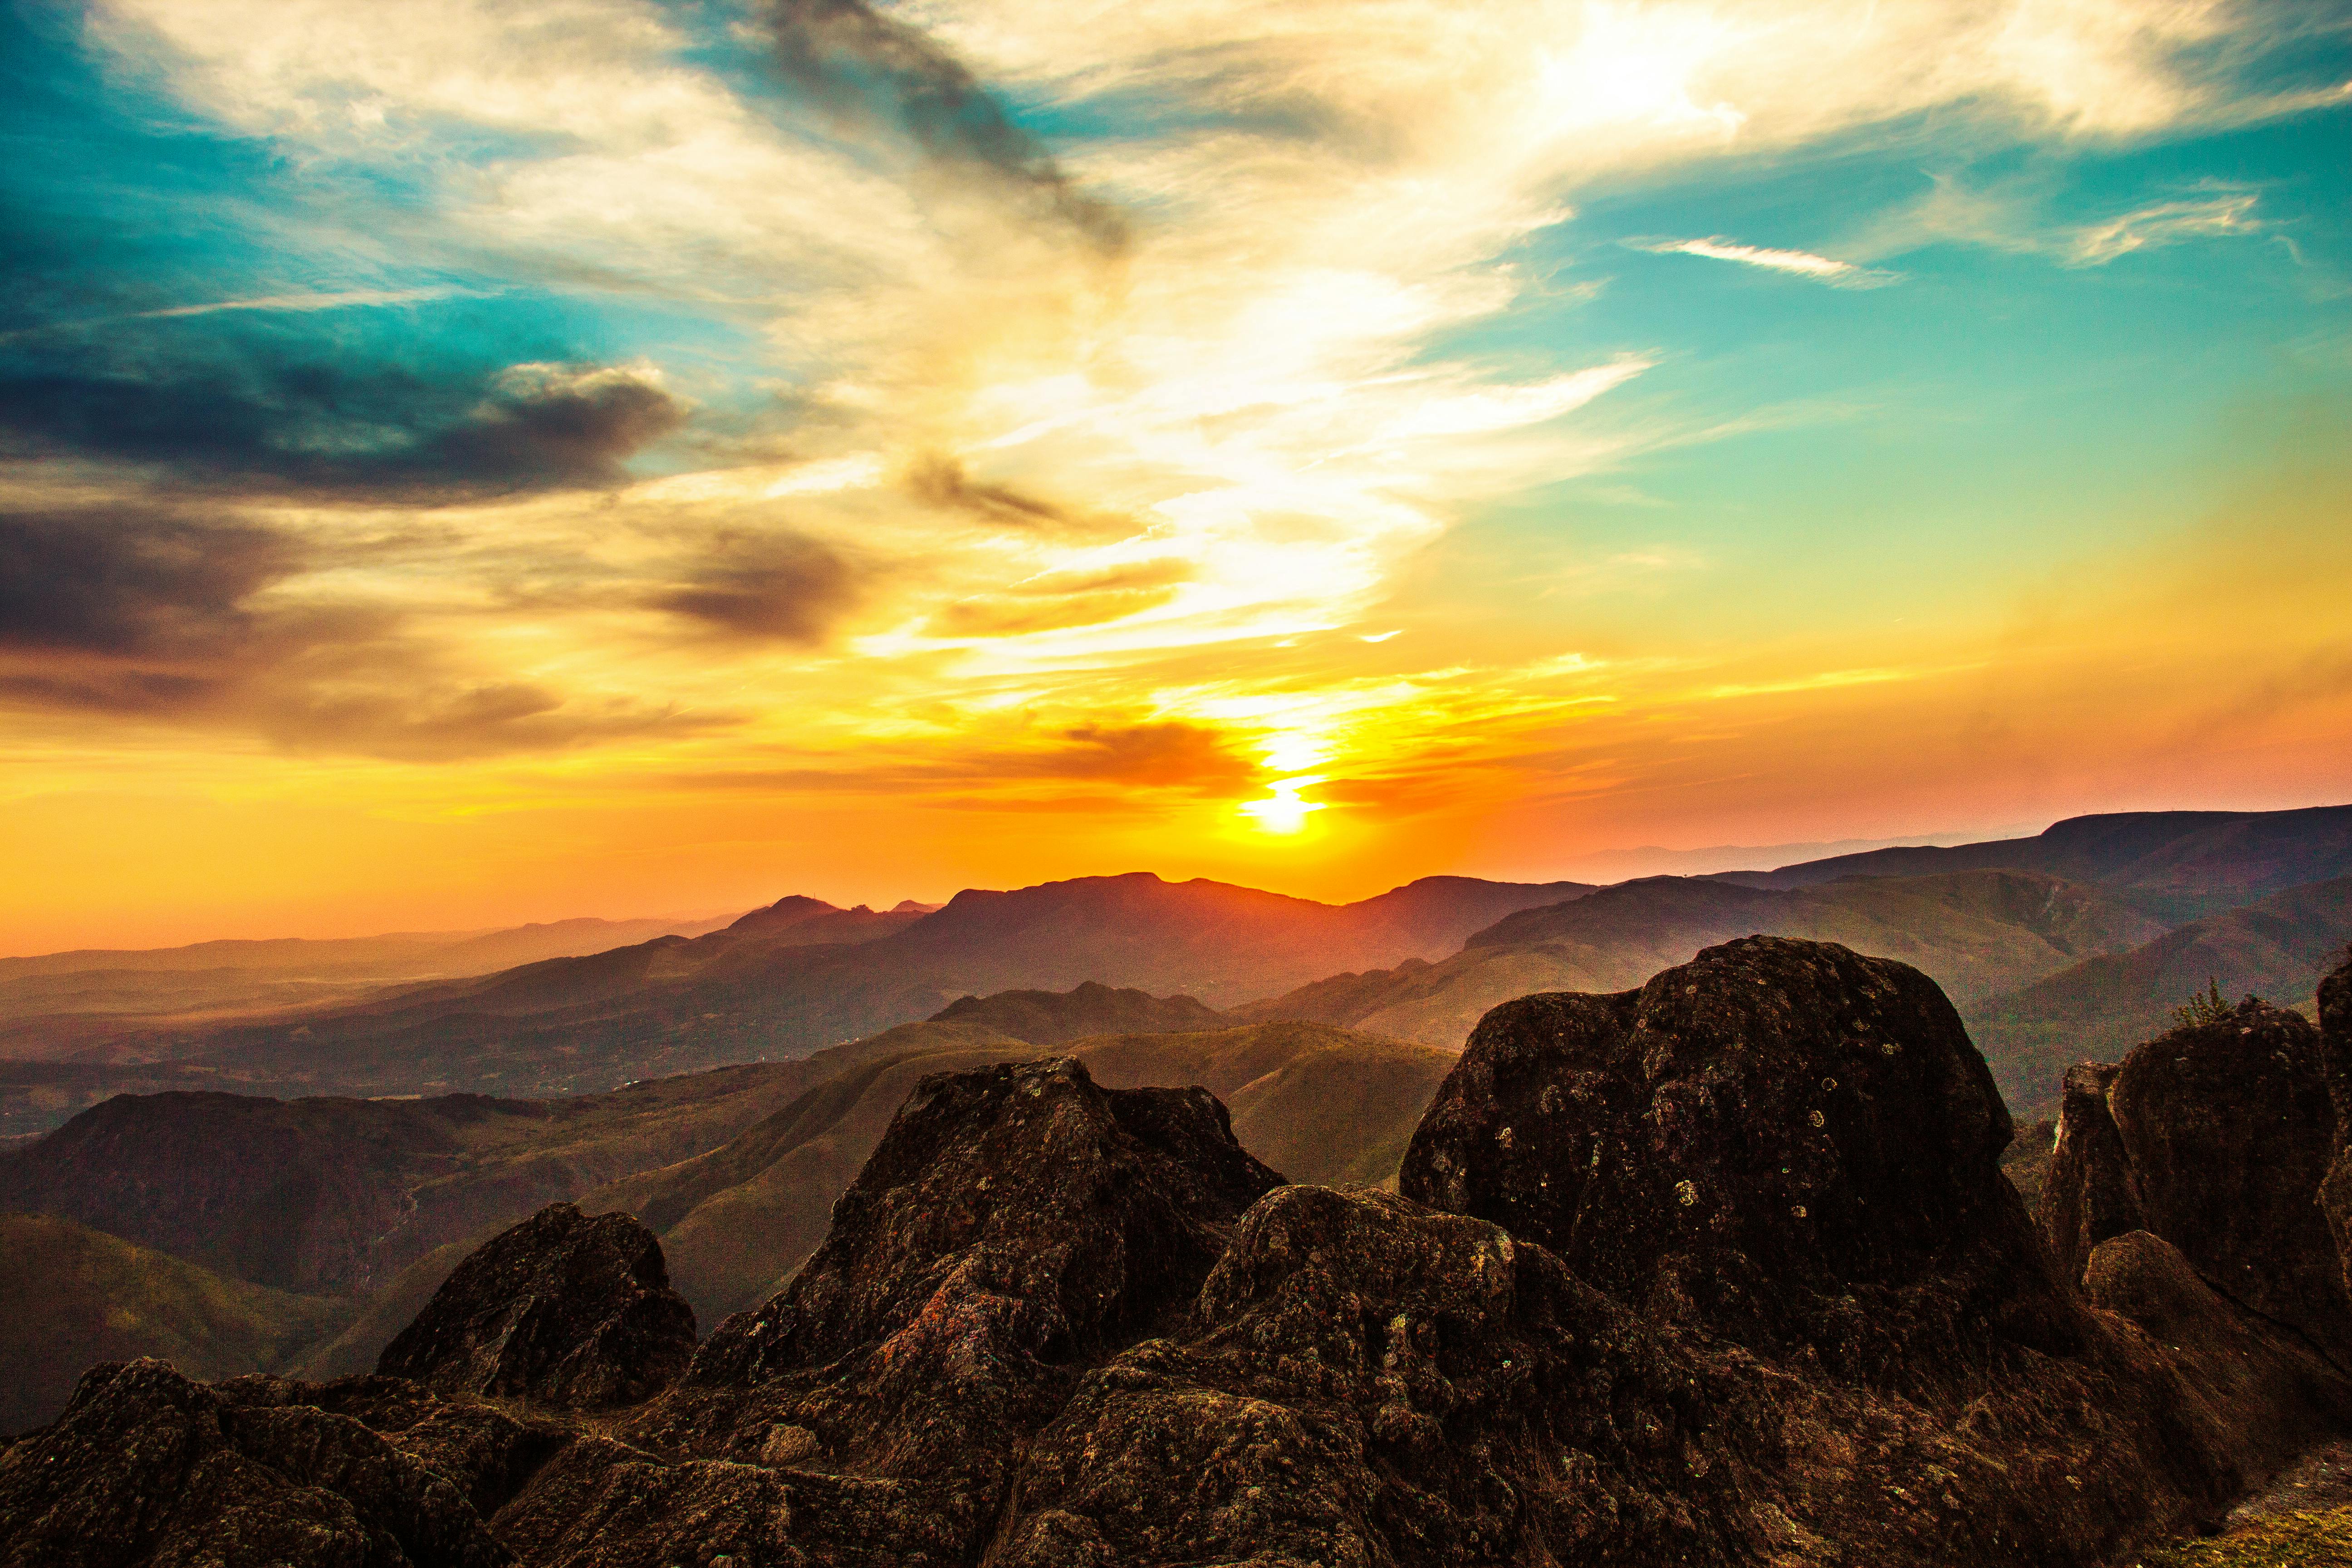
[2038,995,2352,1367]
[601,1056,1286,1565]
[376,1204,696,1410]
[8,939,2352,1565]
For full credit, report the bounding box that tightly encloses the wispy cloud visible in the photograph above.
[2064,193,2263,266]
[1631,237,1901,289]
[131,286,485,320]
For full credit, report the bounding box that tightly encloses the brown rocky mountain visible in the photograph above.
[1710,802,2352,923]
[2039,975,2352,1371]
[582,1014,1453,1324]
[9,938,2352,1564]
[376,1204,697,1411]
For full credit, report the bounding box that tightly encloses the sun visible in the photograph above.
[1237,778,1327,835]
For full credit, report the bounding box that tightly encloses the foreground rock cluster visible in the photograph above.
[7,936,2352,1566]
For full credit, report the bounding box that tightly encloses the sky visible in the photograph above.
[2,0,2348,951]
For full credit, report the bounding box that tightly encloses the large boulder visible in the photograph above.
[0,1360,512,1568]
[1398,935,2079,1392]
[2038,997,2352,1368]
[377,1203,695,1410]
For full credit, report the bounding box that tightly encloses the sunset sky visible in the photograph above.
[3,0,2349,952]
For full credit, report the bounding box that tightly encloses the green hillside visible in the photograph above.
[0,1212,347,1434]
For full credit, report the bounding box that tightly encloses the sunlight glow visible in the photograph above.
[1238,778,1329,835]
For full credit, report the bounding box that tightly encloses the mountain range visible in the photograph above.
[5,803,2352,1434]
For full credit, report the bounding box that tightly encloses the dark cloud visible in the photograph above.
[0,501,727,759]
[657,717,1258,796]
[0,504,302,657]
[769,0,1126,252]
[907,454,1134,536]
[653,531,866,642]
[0,345,683,498]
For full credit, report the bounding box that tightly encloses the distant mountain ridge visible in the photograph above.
[0,873,1593,1120]
[1233,869,2163,1049]
[1969,874,2352,1116]
[1715,804,2352,923]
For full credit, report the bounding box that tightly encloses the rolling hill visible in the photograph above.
[1967,875,2352,1117]
[1235,869,2163,1053]
[0,873,1589,1123]
[0,1212,347,1434]
[0,1059,817,1294]
[583,1015,1457,1323]
[0,907,754,1063]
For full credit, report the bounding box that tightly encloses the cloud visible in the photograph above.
[907,455,1101,531]
[0,504,303,658]
[1630,237,1901,289]
[1019,721,1259,788]
[0,500,722,759]
[2064,192,2263,265]
[0,334,685,496]
[766,0,1126,251]
[653,531,867,642]
[1842,175,2274,270]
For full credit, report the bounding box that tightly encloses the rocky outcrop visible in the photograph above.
[617,1055,1286,1564]
[2038,996,2352,1367]
[376,1203,696,1410]
[1399,936,2080,1392]
[2320,948,2352,1318]
[10,943,2352,1566]
[2040,1061,2142,1284]
[0,1359,514,1568]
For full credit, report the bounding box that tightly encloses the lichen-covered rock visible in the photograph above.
[997,1185,1740,1567]
[0,1359,511,1568]
[996,1182,2319,1568]
[377,1203,696,1410]
[2319,948,2352,1321]
[617,1056,1284,1564]
[2040,1061,2143,1285]
[1398,935,2080,1392]
[2106,1000,2349,1365]
[2039,997,2352,1369]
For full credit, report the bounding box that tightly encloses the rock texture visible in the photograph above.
[2321,947,2352,1319]
[376,1203,696,1409]
[0,1359,513,1568]
[2038,995,2352,1368]
[617,1055,1286,1565]
[1400,935,2079,1391]
[2040,1061,2142,1284]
